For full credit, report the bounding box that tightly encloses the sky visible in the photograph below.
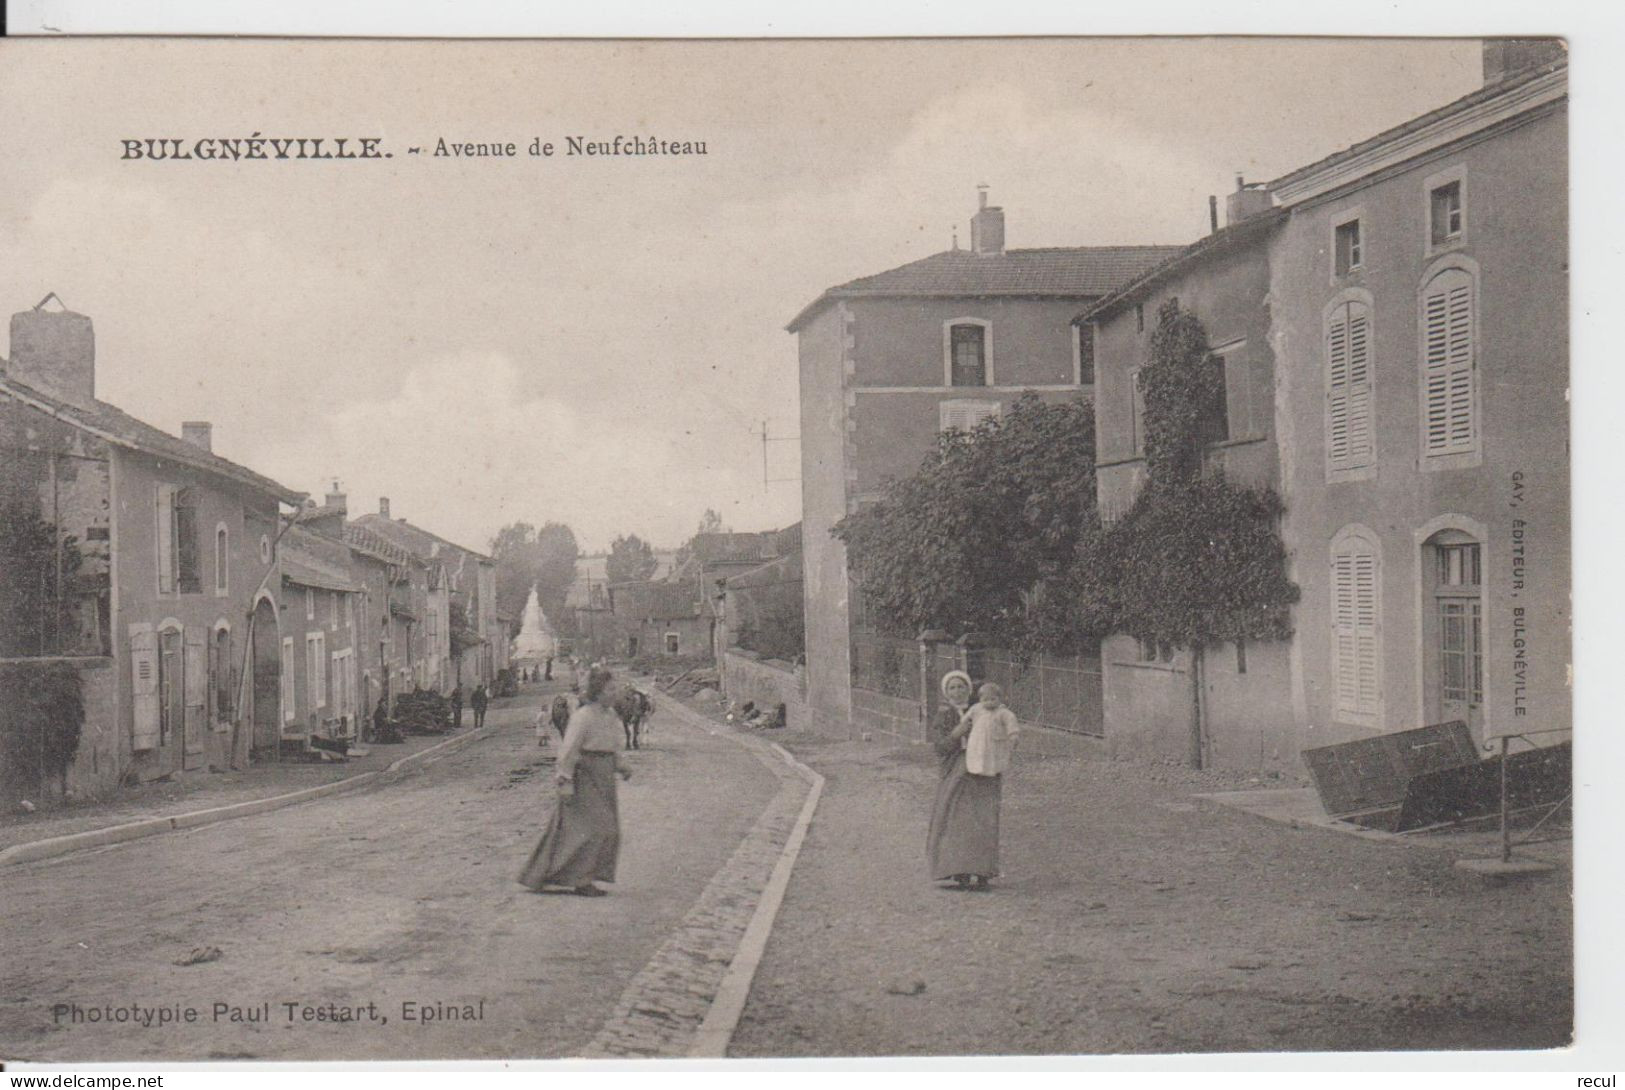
[0,37,1483,553]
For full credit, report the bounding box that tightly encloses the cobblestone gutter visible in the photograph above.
[582,695,821,1058]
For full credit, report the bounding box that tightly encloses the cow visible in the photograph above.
[614,687,654,750]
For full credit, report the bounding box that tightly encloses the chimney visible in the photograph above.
[1225,174,1273,226]
[181,421,213,451]
[1482,38,1565,85]
[325,488,347,514]
[7,295,96,408]
[379,497,391,519]
[969,185,1005,256]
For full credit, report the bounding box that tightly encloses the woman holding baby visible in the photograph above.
[926,670,1020,890]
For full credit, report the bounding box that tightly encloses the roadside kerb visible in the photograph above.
[582,689,823,1059]
[0,721,502,868]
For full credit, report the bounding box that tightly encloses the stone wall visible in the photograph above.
[719,649,814,734]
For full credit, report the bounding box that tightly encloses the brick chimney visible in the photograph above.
[325,487,348,515]
[379,497,391,519]
[1482,38,1565,85]
[970,185,1005,256]
[7,296,96,408]
[181,421,213,451]
[1225,174,1273,226]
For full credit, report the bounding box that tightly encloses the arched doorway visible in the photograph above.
[1421,528,1484,738]
[250,596,281,758]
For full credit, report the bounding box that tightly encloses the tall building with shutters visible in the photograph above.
[1076,41,1567,770]
[1,299,304,799]
[789,190,1180,735]
[1267,45,1568,755]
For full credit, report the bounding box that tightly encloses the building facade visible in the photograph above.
[1,301,303,797]
[1267,50,1569,756]
[790,192,1178,735]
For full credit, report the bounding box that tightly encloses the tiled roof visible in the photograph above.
[1075,209,1288,325]
[690,531,776,565]
[0,374,303,504]
[344,523,420,568]
[788,246,1184,331]
[1268,53,1567,192]
[351,512,492,564]
[609,579,705,621]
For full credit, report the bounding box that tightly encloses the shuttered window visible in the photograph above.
[215,527,228,595]
[1420,268,1477,457]
[174,488,201,594]
[1325,299,1374,472]
[939,398,1001,434]
[307,631,327,710]
[131,627,161,750]
[156,485,176,594]
[1331,535,1381,720]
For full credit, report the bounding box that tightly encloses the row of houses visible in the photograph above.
[567,527,803,666]
[0,303,512,799]
[792,40,1568,771]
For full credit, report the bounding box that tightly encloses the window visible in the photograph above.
[1431,537,1483,710]
[1129,369,1147,454]
[1325,297,1375,474]
[947,322,988,386]
[156,485,200,594]
[1430,181,1462,246]
[1076,324,1096,385]
[940,398,1001,433]
[1419,267,1478,459]
[306,631,327,709]
[1198,354,1231,446]
[665,632,681,655]
[330,592,339,631]
[305,588,315,621]
[281,636,297,722]
[210,626,232,725]
[158,626,183,745]
[1335,219,1363,275]
[214,525,229,595]
[1331,531,1381,721]
[332,648,353,728]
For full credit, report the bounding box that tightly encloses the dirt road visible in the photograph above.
[1,691,778,1062]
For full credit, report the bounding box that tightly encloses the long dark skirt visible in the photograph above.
[518,751,620,889]
[926,751,1002,880]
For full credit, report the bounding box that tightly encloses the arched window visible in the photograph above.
[1330,529,1381,722]
[1324,294,1374,475]
[1419,265,1478,460]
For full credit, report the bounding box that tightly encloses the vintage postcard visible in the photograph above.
[0,36,1572,1065]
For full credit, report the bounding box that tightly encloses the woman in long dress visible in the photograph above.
[926,669,1005,890]
[519,666,632,897]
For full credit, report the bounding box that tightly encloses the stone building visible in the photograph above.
[789,191,1178,736]
[0,298,303,797]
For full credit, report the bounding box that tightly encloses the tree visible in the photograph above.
[834,394,1098,646]
[606,533,658,584]
[490,520,579,629]
[1098,299,1299,766]
[697,508,726,535]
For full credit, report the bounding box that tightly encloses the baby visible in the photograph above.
[961,682,1020,776]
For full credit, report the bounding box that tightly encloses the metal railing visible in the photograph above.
[1483,727,1572,864]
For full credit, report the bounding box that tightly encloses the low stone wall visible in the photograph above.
[719,650,813,733]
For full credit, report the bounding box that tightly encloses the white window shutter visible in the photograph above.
[1422,270,1476,455]
[156,485,176,594]
[1326,302,1373,471]
[184,629,206,745]
[131,627,160,751]
[282,636,297,723]
[1331,542,1380,719]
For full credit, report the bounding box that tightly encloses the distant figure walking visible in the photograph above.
[450,685,464,729]
[927,672,1019,890]
[544,655,554,681]
[519,667,632,897]
[471,684,489,729]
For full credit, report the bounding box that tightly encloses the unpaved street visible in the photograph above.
[1,691,778,1062]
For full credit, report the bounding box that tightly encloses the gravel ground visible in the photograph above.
[723,721,1572,1058]
[0,690,545,851]
[1,687,778,1062]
